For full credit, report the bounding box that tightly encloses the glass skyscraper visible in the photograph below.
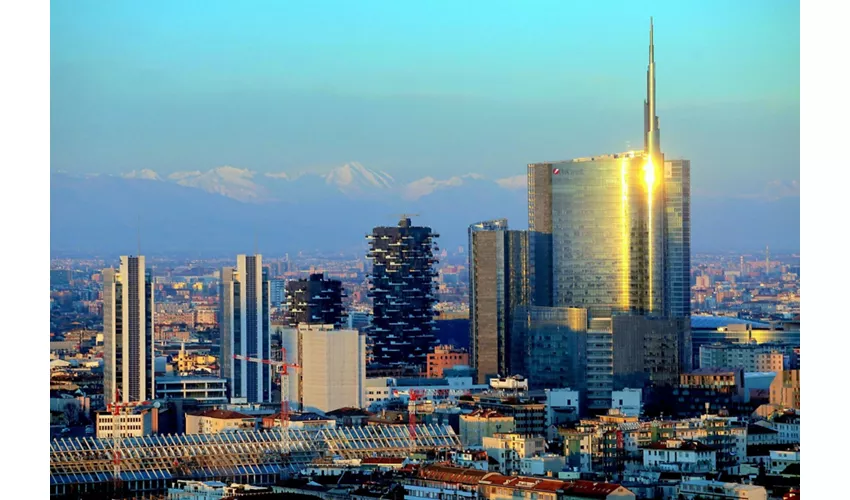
[468,223,530,383]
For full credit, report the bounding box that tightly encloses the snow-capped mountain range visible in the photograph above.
[114,162,525,203]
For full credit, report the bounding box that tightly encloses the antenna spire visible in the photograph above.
[644,17,661,157]
[137,215,141,257]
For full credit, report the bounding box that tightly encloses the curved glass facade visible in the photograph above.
[533,152,664,319]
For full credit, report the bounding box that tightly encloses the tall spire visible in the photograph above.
[644,17,661,157]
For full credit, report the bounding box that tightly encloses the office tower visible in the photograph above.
[524,21,691,412]
[664,159,691,319]
[103,256,155,405]
[468,218,508,361]
[280,324,366,413]
[284,273,346,327]
[220,254,271,403]
[526,168,554,308]
[612,315,687,388]
[469,224,531,383]
[529,152,664,319]
[269,279,286,308]
[513,306,587,391]
[366,217,439,369]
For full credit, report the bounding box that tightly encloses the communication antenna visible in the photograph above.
[137,215,142,257]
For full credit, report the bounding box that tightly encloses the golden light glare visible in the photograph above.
[643,158,656,188]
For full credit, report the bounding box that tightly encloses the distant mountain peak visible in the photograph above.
[323,162,396,192]
[122,169,162,181]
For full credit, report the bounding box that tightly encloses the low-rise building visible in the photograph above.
[427,345,469,378]
[96,406,158,438]
[185,409,257,434]
[460,409,515,447]
[677,478,767,500]
[520,454,566,477]
[482,433,546,474]
[641,439,717,473]
[699,343,792,372]
[611,389,642,417]
[155,376,228,403]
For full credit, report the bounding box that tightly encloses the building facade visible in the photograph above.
[469,224,532,383]
[280,324,367,413]
[366,217,439,369]
[427,345,470,378]
[220,254,271,403]
[103,255,155,405]
[513,306,587,390]
[284,273,345,327]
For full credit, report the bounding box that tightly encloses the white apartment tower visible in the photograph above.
[220,254,271,403]
[280,324,367,413]
[103,256,155,405]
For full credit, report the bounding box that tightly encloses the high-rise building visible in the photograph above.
[612,315,687,389]
[469,223,531,383]
[529,152,664,319]
[280,324,367,413]
[284,273,345,327]
[103,256,155,405]
[512,306,587,391]
[664,159,691,319]
[523,21,690,412]
[220,254,271,403]
[366,217,439,369]
[269,279,286,309]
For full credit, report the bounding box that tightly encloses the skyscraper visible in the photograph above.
[468,222,531,383]
[284,273,346,327]
[524,20,691,409]
[366,217,439,370]
[103,255,155,405]
[220,254,271,403]
[664,159,691,319]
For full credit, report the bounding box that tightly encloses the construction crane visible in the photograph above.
[107,389,126,498]
[408,389,425,453]
[233,347,300,452]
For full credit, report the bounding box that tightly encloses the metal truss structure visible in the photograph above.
[50,424,460,496]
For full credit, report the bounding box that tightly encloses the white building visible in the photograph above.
[768,449,800,475]
[281,324,366,413]
[611,389,642,417]
[483,433,547,474]
[166,480,272,499]
[545,388,580,430]
[520,454,566,476]
[365,376,488,409]
[677,479,767,500]
[155,376,228,403]
[642,439,717,473]
[220,254,271,403]
[103,256,155,405]
[490,375,529,392]
[755,413,800,444]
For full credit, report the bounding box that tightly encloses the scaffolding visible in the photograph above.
[50,424,460,497]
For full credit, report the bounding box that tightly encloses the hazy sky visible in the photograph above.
[51,0,799,197]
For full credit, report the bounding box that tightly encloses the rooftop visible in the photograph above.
[691,315,771,330]
[191,409,253,420]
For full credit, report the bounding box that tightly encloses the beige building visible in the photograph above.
[280,324,367,413]
[460,409,515,447]
[678,479,767,500]
[699,343,786,372]
[185,409,256,434]
[96,408,157,438]
[769,370,800,409]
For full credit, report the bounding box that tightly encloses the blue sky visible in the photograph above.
[51,0,799,197]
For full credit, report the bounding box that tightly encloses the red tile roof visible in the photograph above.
[362,457,406,465]
[193,409,253,420]
[418,465,493,485]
